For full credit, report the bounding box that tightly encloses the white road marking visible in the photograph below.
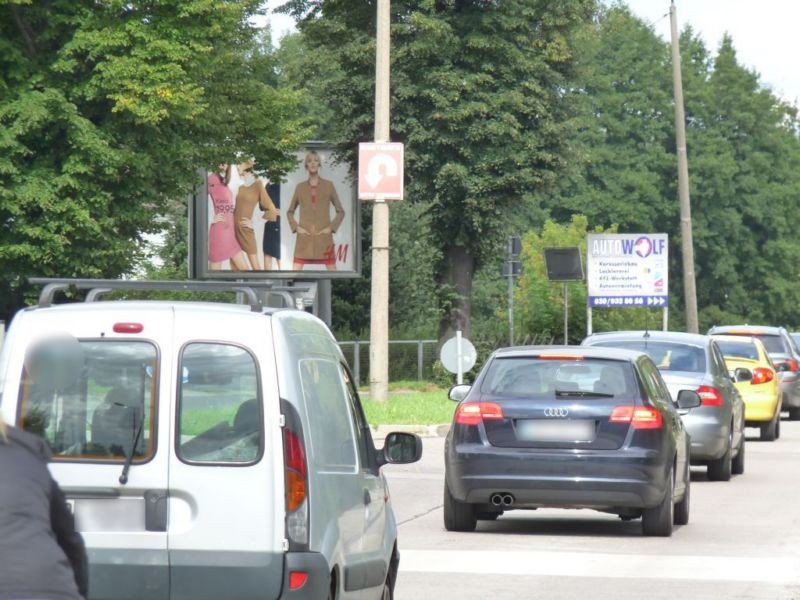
[400,550,800,584]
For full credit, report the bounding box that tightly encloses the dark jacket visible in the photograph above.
[0,425,88,600]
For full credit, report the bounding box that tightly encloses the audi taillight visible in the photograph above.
[750,367,774,385]
[697,385,724,406]
[455,402,504,426]
[609,406,662,429]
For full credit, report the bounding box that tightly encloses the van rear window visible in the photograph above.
[18,339,158,462]
[177,343,262,465]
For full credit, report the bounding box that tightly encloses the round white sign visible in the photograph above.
[439,336,477,374]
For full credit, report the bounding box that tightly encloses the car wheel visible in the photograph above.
[642,468,674,536]
[707,434,732,482]
[760,418,777,442]
[674,463,690,526]
[789,407,800,421]
[776,416,781,439]
[732,436,745,475]
[443,483,477,532]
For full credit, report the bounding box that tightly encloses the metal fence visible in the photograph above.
[338,340,437,386]
[338,334,559,386]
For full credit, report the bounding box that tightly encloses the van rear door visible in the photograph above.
[167,309,284,600]
[12,308,173,600]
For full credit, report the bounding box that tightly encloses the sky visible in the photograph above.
[261,0,800,105]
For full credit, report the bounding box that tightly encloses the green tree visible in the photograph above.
[0,0,308,318]
[280,0,595,342]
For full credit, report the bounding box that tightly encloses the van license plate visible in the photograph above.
[515,420,595,442]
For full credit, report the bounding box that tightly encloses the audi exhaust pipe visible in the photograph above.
[490,493,515,507]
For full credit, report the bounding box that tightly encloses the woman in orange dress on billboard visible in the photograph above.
[234,160,280,271]
[287,151,345,271]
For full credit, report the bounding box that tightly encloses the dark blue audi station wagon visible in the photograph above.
[443,346,701,536]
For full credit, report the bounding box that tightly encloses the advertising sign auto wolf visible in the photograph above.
[191,144,359,279]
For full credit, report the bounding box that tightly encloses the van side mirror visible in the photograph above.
[733,367,752,382]
[378,432,422,466]
[676,390,702,410]
[448,384,471,402]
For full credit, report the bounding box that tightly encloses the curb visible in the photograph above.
[371,423,450,438]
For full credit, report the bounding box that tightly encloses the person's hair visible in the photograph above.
[304,150,321,168]
[221,164,232,186]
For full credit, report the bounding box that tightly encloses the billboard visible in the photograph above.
[586,234,669,308]
[190,144,359,279]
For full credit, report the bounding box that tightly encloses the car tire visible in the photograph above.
[380,560,395,600]
[789,407,800,421]
[776,416,781,439]
[443,483,477,532]
[673,463,690,526]
[707,436,732,482]
[642,468,674,536]
[760,418,777,442]
[732,436,745,475]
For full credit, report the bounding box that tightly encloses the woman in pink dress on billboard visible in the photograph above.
[208,164,250,271]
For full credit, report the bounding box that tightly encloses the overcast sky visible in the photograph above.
[262,0,800,105]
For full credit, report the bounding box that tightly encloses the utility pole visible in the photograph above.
[369,0,391,402]
[670,0,699,333]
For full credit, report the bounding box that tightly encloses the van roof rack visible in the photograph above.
[29,278,309,312]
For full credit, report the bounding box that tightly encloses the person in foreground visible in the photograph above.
[0,415,88,600]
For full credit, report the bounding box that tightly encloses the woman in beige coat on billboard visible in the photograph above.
[287,150,345,271]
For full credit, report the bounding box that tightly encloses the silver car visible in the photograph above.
[583,331,746,481]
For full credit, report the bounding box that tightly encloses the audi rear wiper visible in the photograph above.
[554,389,615,398]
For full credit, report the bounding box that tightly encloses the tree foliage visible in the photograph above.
[278,0,595,341]
[0,0,308,318]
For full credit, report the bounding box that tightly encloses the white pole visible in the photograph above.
[456,330,463,385]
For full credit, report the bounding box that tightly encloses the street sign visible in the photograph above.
[543,247,584,281]
[440,335,477,375]
[502,260,522,277]
[358,142,404,200]
[586,234,669,308]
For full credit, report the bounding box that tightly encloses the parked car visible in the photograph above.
[582,331,746,481]
[710,334,782,441]
[707,325,800,421]
[444,346,700,537]
[0,279,422,600]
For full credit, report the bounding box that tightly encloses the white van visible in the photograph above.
[0,279,422,600]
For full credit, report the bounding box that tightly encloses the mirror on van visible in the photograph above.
[378,432,422,466]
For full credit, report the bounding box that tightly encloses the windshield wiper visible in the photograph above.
[119,408,145,485]
[555,389,615,398]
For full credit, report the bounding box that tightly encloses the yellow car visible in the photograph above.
[712,335,781,441]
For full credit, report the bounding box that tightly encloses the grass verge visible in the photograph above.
[359,380,455,426]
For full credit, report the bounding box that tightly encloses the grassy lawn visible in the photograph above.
[359,381,456,426]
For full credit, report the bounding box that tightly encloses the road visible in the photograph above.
[383,420,800,600]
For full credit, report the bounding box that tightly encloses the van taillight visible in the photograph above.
[455,402,504,426]
[751,367,774,385]
[696,385,724,406]
[284,429,307,512]
[609,406,662,429]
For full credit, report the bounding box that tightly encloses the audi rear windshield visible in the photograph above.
[480,357,637,397]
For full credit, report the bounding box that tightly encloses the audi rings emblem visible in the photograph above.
[543,408,569,418]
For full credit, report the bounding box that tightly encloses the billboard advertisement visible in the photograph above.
[190,144,359,279]
[586,234,669,308]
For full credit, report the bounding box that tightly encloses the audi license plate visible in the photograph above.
[515,419,595,442]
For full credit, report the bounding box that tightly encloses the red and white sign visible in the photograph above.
[358,142,404,200]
